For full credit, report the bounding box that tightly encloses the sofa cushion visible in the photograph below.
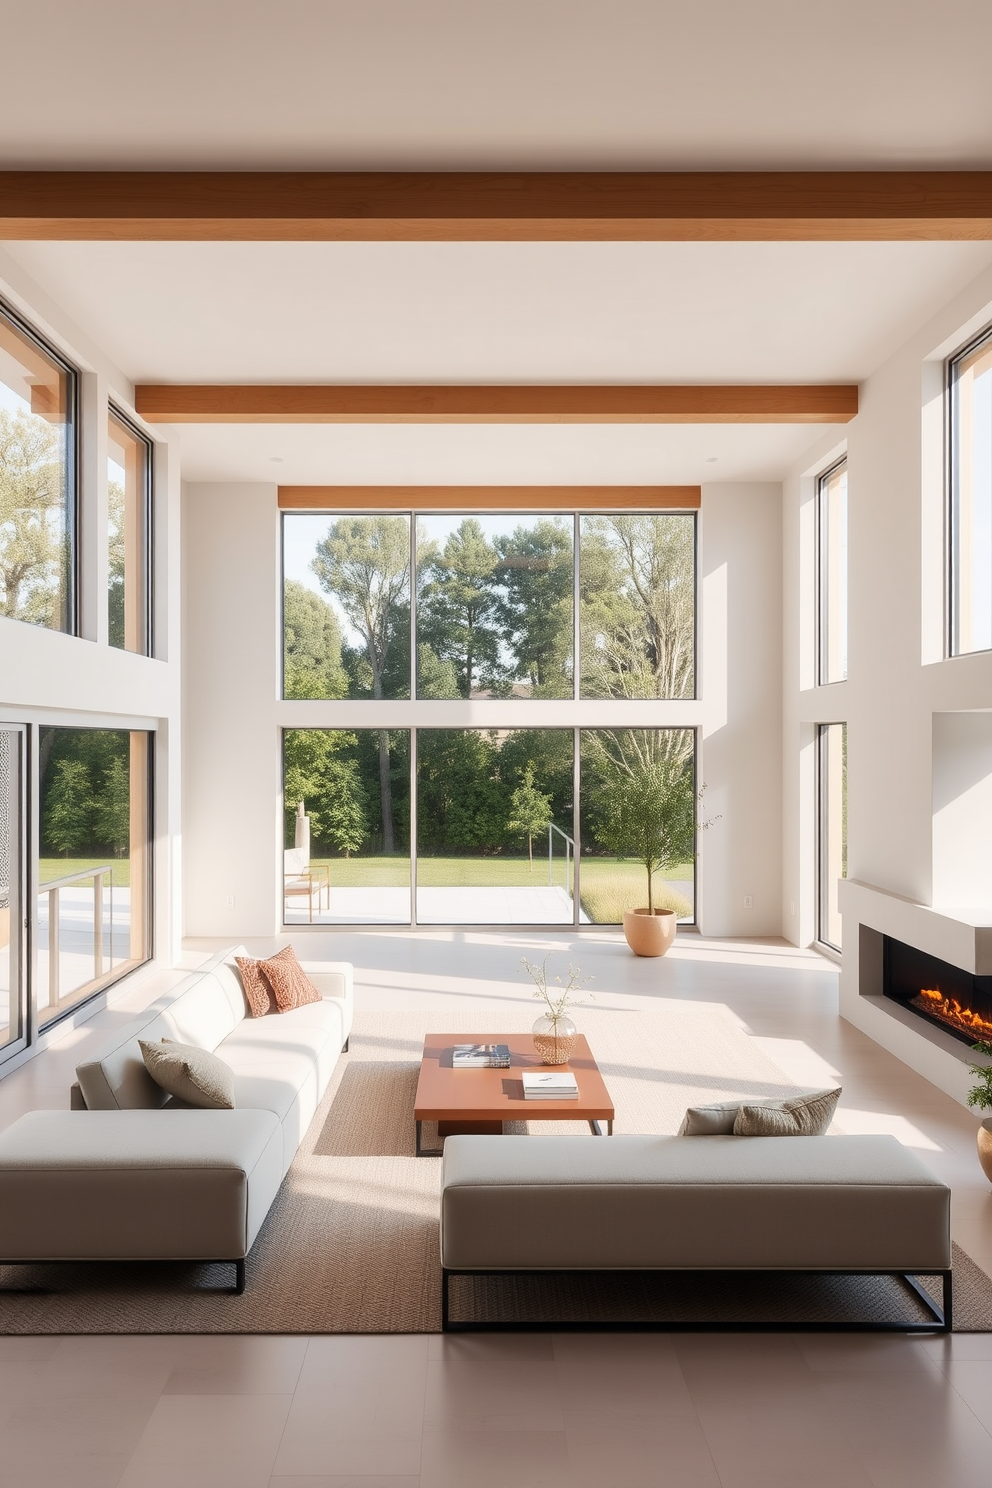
[678,1089,841,1137]
[140,1039,237,1110]
[219,999,345,1125]
[440,1133,951,1273]
[75,945,250,1111]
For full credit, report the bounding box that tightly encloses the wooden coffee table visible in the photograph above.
[413,1033,615,1157]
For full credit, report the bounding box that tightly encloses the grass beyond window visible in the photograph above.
[307,854,693,920]
[39,857,131,888]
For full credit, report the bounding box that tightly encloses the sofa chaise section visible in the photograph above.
[0,1109,282,1293]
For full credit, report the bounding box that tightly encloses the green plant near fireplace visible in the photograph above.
[967,1040,992,1187]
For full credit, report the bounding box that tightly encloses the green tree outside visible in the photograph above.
[507,761,553,870]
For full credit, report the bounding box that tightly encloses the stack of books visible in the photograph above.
[522,1070,579,1100]
[452,1043,511,1069]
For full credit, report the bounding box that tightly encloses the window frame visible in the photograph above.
[107,404,154,656]
[0,297,80,637]
[947,321,992,659]
[34,725,155,1034]
[815,457,848,686]
[816,721,847,953]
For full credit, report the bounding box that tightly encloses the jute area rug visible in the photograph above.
[2,1004,990,1334]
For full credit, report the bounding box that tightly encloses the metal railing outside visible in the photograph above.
[547,822,576,900]
[40,864,115,1009]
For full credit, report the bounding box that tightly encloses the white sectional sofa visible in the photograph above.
[0,945,353,1293]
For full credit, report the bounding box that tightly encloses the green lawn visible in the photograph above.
[39,858,131,889]
[307,854,694,920]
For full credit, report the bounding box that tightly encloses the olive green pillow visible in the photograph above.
[139,1038,236,1110]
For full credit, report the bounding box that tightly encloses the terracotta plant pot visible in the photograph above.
[978,1118,992,1186]
[623,907,678,958]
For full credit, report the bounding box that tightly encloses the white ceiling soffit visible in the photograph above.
[6,241,992,385]
[176,422,834,487]
[2,1,992,170]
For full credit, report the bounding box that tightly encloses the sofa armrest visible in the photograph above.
[306,962,354,1044]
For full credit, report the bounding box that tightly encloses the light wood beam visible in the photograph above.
[135,383,857,424]
[278,485,701,510]
[2,172,991,241]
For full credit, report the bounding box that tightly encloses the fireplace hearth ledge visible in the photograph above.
[839,879,992,1111]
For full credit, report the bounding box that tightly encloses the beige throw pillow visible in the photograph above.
[678,1100,747,1136]
[733,1087,841,1137]
[139,1038,236,1110]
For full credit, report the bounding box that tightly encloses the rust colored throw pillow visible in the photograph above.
[261,944,322,1013]
[235,956,277,1019]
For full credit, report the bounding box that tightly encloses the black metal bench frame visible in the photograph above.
[441,1265,952,1333]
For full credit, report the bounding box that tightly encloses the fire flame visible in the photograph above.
[914,987,992,1039]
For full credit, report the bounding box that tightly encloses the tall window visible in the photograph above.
[37,727,152,1026]
[0,303,76,633]
[108,410,152,654]
[817,460,848,684]
[950,326,992,656]
[818,722,847,951]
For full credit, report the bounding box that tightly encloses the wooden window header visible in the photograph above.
[278,486,701,511]
[136,383,857,425]
[2,171,992,241]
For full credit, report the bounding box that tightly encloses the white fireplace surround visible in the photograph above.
[839,879,992,1109]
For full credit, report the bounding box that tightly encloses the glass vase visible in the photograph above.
[532,1012,577,1065]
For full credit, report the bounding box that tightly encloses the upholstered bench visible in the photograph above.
[439,1132,952,1331]
[0,1108,283,1294]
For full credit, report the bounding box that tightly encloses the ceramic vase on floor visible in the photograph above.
[978,1118,992,1185]
[532,1012,577,1065]
[623,907,678,957]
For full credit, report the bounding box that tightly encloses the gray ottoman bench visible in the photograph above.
[0,1109,283,1295]
[440,1133,952,1331]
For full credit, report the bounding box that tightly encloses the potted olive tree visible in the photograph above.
[597,756,696,957]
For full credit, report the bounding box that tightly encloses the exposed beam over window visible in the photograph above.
[136,384,857,424]
[277,486,701,510]
[2,172,991,241]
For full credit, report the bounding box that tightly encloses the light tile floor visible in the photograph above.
[2,927,992,1487]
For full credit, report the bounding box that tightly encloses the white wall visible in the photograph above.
[182,481,784,938]
[782,260,992,948]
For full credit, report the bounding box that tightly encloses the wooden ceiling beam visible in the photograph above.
[278,485,701,510]
[2,172,991,241]
[135,383,858,424]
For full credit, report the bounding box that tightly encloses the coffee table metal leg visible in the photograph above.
[589,1120,613,1136]
[416,1121,444,1158]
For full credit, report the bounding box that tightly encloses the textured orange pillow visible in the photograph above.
[235,956,277,1018]
[261,945,322,1013]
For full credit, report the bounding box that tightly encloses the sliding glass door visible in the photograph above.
[0,726,26,1062]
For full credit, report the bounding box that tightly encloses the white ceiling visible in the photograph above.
[3,1,992,170]
[7,239,992,482]
[8,241,992,385]
[4,1,992,486]
[175,421,833,487]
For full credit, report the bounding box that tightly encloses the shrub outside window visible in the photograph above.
[0,303,77,633]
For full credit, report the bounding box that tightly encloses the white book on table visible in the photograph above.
[522,1070,579,1099]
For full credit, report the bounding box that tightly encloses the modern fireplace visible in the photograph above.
[883,935,992,1046]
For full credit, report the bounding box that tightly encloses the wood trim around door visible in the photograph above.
[136,383,858,424]
[3,171,992,241]
[278,485,702,511]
